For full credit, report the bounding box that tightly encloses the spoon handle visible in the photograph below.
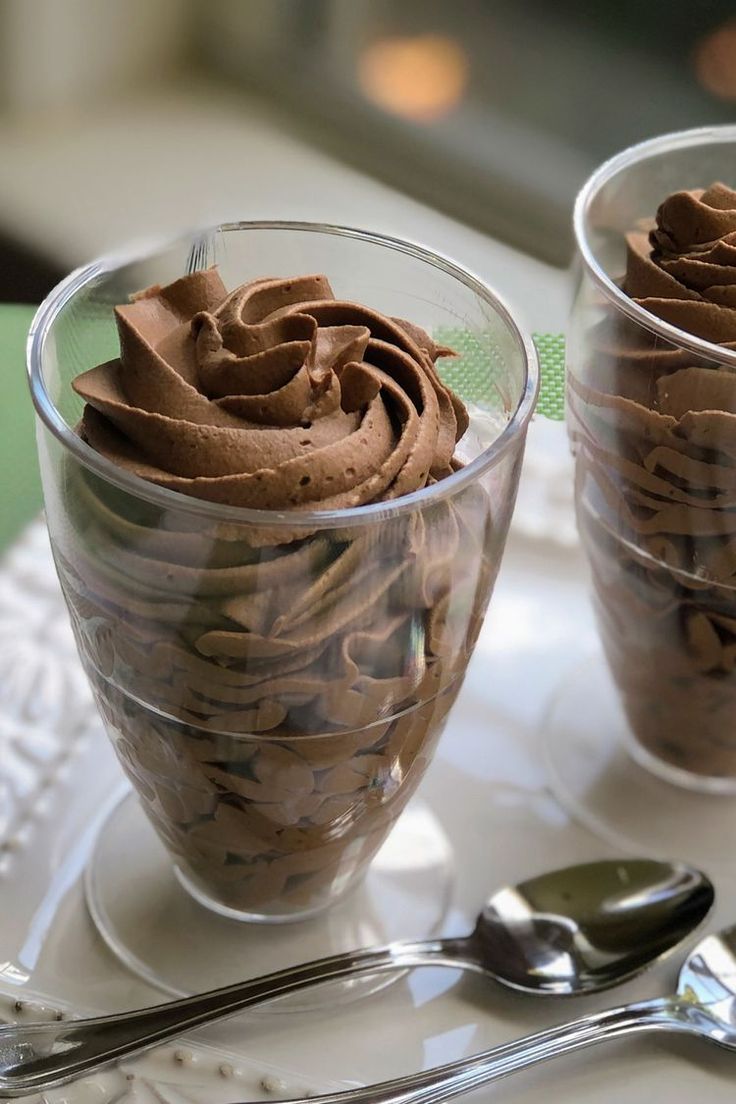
[0,937,470,1097]
[271,998,685,1104]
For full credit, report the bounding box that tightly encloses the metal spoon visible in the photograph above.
[246,921,736,1104]
[0,858,712,1097]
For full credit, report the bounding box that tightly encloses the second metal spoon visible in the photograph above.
[0,857,713,1097]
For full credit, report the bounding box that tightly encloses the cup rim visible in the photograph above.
[573,123,736,370]
[27,219,539,530]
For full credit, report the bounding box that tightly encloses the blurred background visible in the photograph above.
[2,0,736,302]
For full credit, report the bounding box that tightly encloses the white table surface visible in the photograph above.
[0,80,570,335]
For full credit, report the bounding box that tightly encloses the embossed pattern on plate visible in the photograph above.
[1,991,334,1104]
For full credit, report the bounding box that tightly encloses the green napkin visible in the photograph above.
[0,305,42,551]
[532,332,565,420]
[436,328,565,420]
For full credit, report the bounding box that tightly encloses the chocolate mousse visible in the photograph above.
[568,182,736,779]
[60,269,493,914]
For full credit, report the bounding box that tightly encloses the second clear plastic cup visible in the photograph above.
[569,126,736,792]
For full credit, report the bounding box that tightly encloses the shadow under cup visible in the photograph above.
[569,127,736,792]
[29,222,536,920]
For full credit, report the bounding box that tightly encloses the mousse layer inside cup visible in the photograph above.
[58,268,494,914]
[569,182,736,778]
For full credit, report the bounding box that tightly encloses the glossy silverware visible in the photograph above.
[0,858,713,1097]
[263,921,736,1104]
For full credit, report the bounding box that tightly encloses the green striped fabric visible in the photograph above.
[532,332,566,420]
[436,328,565,421]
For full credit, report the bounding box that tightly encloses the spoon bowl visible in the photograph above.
[475,858,714,995]
[0,857,714,1097]
[675,925,736,1048]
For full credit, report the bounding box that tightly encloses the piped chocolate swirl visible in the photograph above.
[73,269,467,510]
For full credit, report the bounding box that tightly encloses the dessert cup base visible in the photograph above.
[85,789,454,1007]
[171,864,367,925]
[542,653,736,869]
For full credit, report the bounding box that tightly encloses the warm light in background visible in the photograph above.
[358,34,469,123]
[694,19,736,101]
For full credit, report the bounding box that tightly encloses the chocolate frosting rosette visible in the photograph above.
[57,267,496,915]
[568,183,736,778]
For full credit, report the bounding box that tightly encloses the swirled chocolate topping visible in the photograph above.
[73,269,468,510]
[569,182,736,564]
[625,181,736,340]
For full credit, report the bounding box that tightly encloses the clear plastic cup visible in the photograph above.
[569,126,736,791]
[29,221,537,919]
